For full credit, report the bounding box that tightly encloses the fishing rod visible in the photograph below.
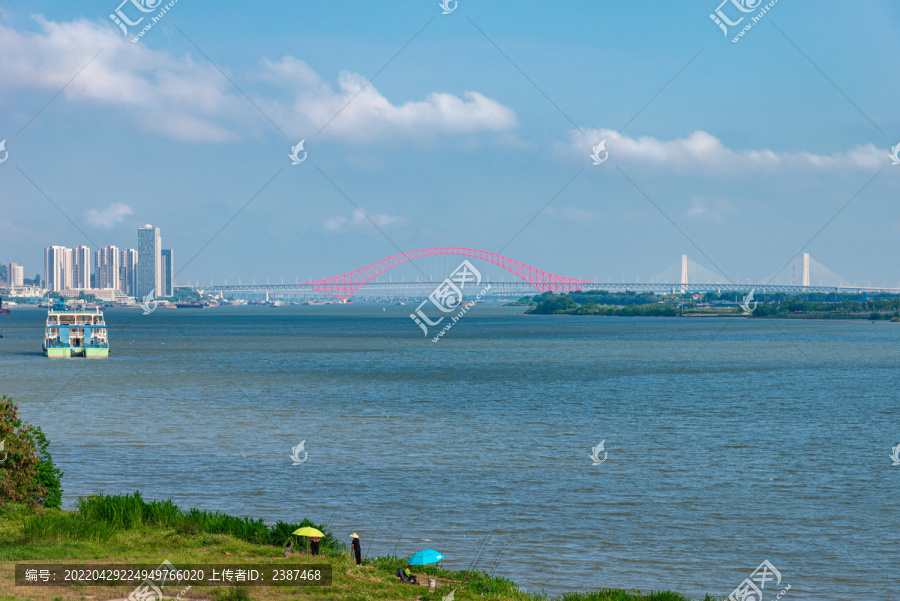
[391,515,418,558]
[471,530,500,572]
[363,520,381,561]
[482,527,512,574]
[322,507,339,531]
[489,537,512,577]
[465,520,503,574]
[474,525,512,574]
[325,506,339,526]
[318,506,341,552]
[440,522,458,555]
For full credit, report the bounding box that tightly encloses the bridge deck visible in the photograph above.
[196,282,900,295]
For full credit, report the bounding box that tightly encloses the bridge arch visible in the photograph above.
[304,247,589,300]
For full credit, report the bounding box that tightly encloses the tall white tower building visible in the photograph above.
[44,246,72,291]
[7,263,24,287]
[120,249,138,296]
[96,246,120,290]
[137,225,162,299]
[73,246,91,289]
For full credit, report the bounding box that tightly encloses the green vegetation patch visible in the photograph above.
[54,492,343,554]
[0,395,63,509]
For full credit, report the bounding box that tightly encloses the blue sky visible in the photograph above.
[1,0,899,287]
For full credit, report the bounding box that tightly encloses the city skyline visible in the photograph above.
[10,240,900,292]
[28,224,172,300]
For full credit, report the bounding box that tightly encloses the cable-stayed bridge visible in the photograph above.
[196,247,900,300]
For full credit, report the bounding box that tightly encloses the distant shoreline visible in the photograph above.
[526,312,899,322]
[518,291,900,322]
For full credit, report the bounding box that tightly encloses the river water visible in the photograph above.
[1,305,897,599]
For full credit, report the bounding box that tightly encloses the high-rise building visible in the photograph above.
[7,263,24,287]
[161,249,173,297]
[95,246,120,290]
[120,249,138,297]
[44,246,72,291]
[137,225,162,299]
[73,246,91,289]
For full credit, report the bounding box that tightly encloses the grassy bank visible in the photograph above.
[0,494,710,601]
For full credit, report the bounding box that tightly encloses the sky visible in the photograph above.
[1,0,899,288]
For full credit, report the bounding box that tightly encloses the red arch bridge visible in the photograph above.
[197,247,898,300]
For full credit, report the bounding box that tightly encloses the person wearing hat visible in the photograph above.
[350,533,362,565]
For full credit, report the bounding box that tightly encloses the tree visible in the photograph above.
[529,295,577,314]
[32,428,63,508]
[0,395,63,508]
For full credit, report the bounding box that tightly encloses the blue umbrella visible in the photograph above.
[408,549,444,565]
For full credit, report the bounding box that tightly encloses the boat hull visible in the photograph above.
[43,345,71,358]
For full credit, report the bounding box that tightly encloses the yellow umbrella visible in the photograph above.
[292,526,325,555]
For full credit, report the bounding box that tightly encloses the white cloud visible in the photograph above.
[563,128,885,171]
[86,202,133,227]
[258,57,517,142]
[0,16,242,142]
[324,208,410,233]
[0,17,517,143]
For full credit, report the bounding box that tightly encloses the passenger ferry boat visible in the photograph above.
[43,300,110,358]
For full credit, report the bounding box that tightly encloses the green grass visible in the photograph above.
[77,492,182,529]
[211,586,253,601]
[53,492,343,554]
[22,513,117,543]
[0,494,710,601]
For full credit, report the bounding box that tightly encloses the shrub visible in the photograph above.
[528,295,577,314]
[0,395,63,508]
[32,428,63,509]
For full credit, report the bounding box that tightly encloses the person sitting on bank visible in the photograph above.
[396,565,417,584]
[284,540,293,558]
